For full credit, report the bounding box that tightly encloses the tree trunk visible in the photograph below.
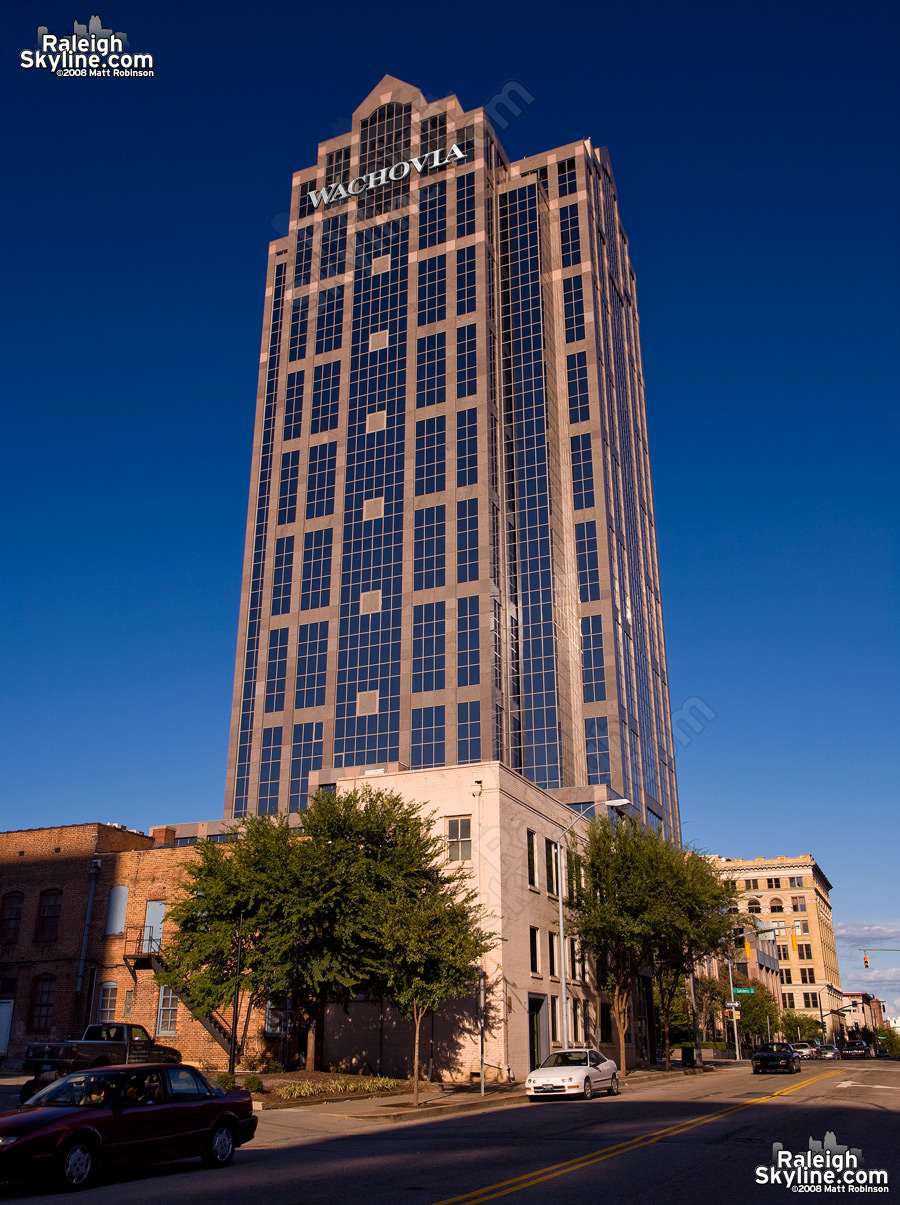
[413,1007,422,1108]
[663,1016,671,1071]
[305,1014,316,1071]
[612,985,630,1078]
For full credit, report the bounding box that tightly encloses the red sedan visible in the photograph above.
[0,1063,257,1191]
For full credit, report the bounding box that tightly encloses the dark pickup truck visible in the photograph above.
[22,1023,181,1075]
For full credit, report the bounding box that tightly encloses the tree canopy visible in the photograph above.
[159,786,490,1075]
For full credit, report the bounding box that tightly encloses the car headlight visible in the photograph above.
[0,1137,19,1148]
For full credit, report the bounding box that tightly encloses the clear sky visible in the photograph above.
[4,1,898,1011]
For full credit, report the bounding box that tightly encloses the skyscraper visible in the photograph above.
[224,75,680,840]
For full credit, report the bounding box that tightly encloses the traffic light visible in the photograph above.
[864,954,870,969]
[744,941,752,961]
[791,931,798,951]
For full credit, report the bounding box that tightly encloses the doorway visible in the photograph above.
[0,999,13,1056]
[528,994,548,1070]
[143,900,165,953]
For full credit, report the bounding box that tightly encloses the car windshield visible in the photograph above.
[29,1070,129,1107]
[759,1044,792,1053]
[540,1052,589,1068]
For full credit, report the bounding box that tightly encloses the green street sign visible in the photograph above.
[734,988,755,994]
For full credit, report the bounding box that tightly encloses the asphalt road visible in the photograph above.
[2,1061,899,1202]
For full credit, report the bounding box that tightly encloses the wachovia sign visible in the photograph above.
[308,144,466,209]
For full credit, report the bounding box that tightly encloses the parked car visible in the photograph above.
[525,1049,619,1100]
[0,1063,257,1191]
[751,1043,802,1074]
[875,1048,890,1059]
[791,1041,820,1060]
[818,1045,842,1060]
[22,1023,181,1077]
[843,1040,872,1059]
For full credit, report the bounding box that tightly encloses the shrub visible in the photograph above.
[217,1072,236,1090]
[244,1075,264,1093]
[265,1059,284,1074]
[273,1074,403,1101]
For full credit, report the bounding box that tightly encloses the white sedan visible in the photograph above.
[525,1049,619,1100]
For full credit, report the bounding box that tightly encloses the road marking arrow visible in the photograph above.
[836,1081,900,1090]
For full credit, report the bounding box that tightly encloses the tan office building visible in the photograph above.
[222,74,681,842]
[715,854,843,1041]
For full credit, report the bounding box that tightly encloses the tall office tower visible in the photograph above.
[225,76,680,837]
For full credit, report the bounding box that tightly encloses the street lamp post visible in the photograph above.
[555,800,629,1050]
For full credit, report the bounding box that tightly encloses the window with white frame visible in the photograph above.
[96,981,117,1023]
[156,985,178,1035]
[447,817,472,861]
[550,995,559,1042]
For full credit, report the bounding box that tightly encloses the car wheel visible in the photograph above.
[202,1122,236,1168]
[752,1066,760,1074]
[58,1139,97,1191]
[582,1077,593,1100]
[607,1073,619,1096]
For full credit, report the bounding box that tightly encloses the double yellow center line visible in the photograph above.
[432,1069,843,1204]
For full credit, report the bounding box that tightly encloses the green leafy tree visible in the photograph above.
[569,816,675,1076]
[159,787,456,1069]
[378,884,494,1106]
[695,974,727,1040]
[780,1009,823,1043]
[652,851,737,1068]
[875,1025,900,1058]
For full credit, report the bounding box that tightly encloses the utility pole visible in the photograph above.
[688,973,704,1067]
[478,970,486,1097]
[727,960,741,1061]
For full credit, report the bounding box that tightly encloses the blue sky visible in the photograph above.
[4,1,898,1009]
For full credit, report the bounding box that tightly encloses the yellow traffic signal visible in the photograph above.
[864,954,870,969]
[744,941,752,961]
[791,931,798,951]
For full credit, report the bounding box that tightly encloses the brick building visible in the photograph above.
[0,823,250,1069]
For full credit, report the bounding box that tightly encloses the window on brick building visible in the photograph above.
[157,986,178,1035]
[1,892,23,944]
[104,886,129,935]
[791,896,807,912]
[35,890,62,942]
[798,944,813,960]
[29,974,56,1032]
[748,899,761,914]
[782,992,795,1009]
[97,982,118,1023]
[529,927,540,974]
[769,898,784,913]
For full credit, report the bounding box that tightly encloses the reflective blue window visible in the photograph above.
[575,520,601,601]
[294,226,313,287]
[416,332,446,407]
[557,157,577,197]
[571,433,595,509]
[271,536,294,616]
[457,325,477,397]
[581,614,606,702]
[563,276,585,343]
[413,506,445,590]
[320,213,348,279]
[277,451,300,525]
[417,255,446,325]
[299,528,332,609]
[560,203,581,267]
[418,181,446,249]
[306,442,337,518]
[456,172,476,237]
[288,721,322,812]
[258,726,282,815]
[457,498,479,583]
[412,601,445,692]
[411,706,445,768]
[295,621,328,707]
[315,284,344,354]
[458,700,481,764]
[457,596,480,686]
[567,351,589,423]
[415,415,446,496]
[284,371,304,440]
[265,628,289,712]
[585,716,611,785]
[311,361,340,433]
[456,408,477,486]
[289,296,309,362]
[456,245,477,315]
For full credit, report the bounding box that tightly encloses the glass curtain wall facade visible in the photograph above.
[225,75,680,836]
